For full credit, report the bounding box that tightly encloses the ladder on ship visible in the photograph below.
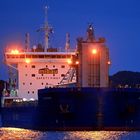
[59,67,76,86]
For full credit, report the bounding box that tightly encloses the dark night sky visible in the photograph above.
[0,0,140,80]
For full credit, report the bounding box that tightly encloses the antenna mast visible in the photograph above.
[37,6,53,52]
[44,6,49,51]
[65,33,70,51]
[44,6,53,52]
[25,33,30,52]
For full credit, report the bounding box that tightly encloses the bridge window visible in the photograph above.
[20,55,25,58]
[32,55,38,58]
[39,55,44,58]
[62,55,66,58]
[56,55,61,58]
[26,55,31,58]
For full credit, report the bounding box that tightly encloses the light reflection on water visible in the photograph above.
[0,127,140,140]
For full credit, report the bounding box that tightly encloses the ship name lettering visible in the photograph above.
[38,68,58,74]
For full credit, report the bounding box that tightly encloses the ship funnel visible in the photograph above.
[77,26,109,88]
[25,33,30,51]
[65,33,70,52]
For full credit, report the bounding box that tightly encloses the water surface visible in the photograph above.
[1,127,140,140]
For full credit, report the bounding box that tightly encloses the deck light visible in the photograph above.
[75,61,79,65]
[92,49,97,54]
[14,49,19,54]
[23,98,27,101]
[25,59,31,64]
[30,98,35,101]
[107,61,111,65]
[11,49,19,54]
[67,59,72,64]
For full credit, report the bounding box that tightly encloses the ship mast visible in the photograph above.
[44,6,49,51]
[37,6,53,52]
[25,33,30,52]
[65,33,70,52]
[44,6,53,52]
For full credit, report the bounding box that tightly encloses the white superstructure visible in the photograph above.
[4,50,76,100]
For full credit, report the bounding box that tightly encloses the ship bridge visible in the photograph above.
[4,49,77,100]
[5,50,76,65]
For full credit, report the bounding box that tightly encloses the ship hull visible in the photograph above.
[1,88,140,131]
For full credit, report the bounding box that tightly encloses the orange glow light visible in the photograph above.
[67,59,72,64]
[25,59,31,64]
[92,49,97,54]
[14,49,19,54]
[11,49,19,54]
[108,61,111,65]
[75,61,79,65]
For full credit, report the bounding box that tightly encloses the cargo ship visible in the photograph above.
[1,7,140,131]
